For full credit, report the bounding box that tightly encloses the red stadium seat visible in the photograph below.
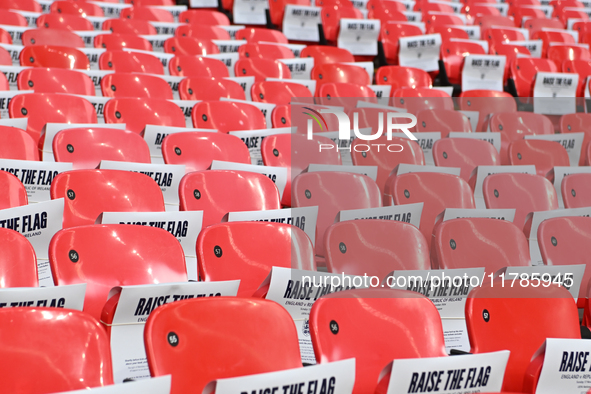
[380,22,424,65]
[311,64,371,90]
[548,44,591,69]
[102,18,157,35]
[572,21,591,41]
[169,55,229,77]
[510,57,558,97]
[234,58,291,82]
[432,218,530,275]
[524,18,564,36]
[0,229,37,287]
[432,25,470,42]
[475,15,515,33]
[144,297,302,394]
[317,82,377,110]
[466,280,580,392]
[463,3,500,17]
[50,169,165,228]
[510,6,546,28]
[36,13,94,30]
[238,43,295,60]
[179,170,281,227]
[482,173,558,227]
[99,50,164,74]
[0,9,28,26]
[94,33,153,51]
[174,24,230,40]
[50,1,104,17]
[120,6,174,22]
[162,132,251,172]
[325,219,430,279]
[0,0,41,12]
[489,111,554,164]
[351,134,425,194]
[0,308,113,392]
[235,27,288,44]
[562,59,591,97]
[0,27,11,44]
[261,133,341,206]
[191,101,266,133]
[300,45,354,67]
[22,29,85,47]
[310,288,447,394]
[441,40,487,85]
[532,30,576,57]
[9,93,97,144]
[559,8,589,27]
[0,46,11,66]
[178,9,230,25]
[52,127,151,170]
[251,81,311,105]
[20,45,90,70]
[538,216,591,307]
[198,222,315,296]
[0,170,28,209]
[561,173,591,208]
[391,87,454,113]
[490,43,531,84]
[271,104,291,128]
[322,4,363,42]
[49,224,186,320]
[376,66,432,90]
[179,77,245,101]
[433,138,501,181]
[0,126,39,161]
[485,27,526,45]
[416,1,454,13]
[292,172,382,260]
[416,109,472,137]
[457,90,517,131]
[17,68,95,96]
[560,112,591,165]
[508,139,570,176]
[368,0,406,23]
[267,0,309,28]
[104,97,185,134]
[100,73,173,99]
[163,36,219,56]
[425,13,465,33]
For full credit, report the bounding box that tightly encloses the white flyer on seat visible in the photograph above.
[448,25,481,39]
[0,159,71,203]
[143,124,216,164]
[510,40,543,57]
[99,211,204,281]
[0,118,27,129]
[98,161,186,212]
[525,133,585,167]
[395,163,461,177]
[497,265,585,301]
[212,40,247,54]
[72,94,111,121]
[0,284,86,310]
[398,34,442,72]
[139,34,170,53]
[169,99,201,128]
[233,0,268,24]
[448,131,501,153]
[226,206,319,247]
[0,199,64,287]
[337,19,381,56]
[552,166,591,207]
[315,130,354,165]
[368,85,392,101]
[89,1,132,18]
[149,22,181,36]
[306,164,378,182]
[278,57,314,79]
[220,97,276,127]
[533,72,578,115]
[260,41,307,57]
[381,351,509,394]
[204,359,355,394]
[525,207,591,266]
[336,203,423,229]
[189,0,218,8]
[210,160,288,199]
[441,208,516,223]
[204,53,240,77]
[229,127,292,165]
[341,61,374,81]
[461,55,506,92]
[470,165,537,208]
[107,282,239,383]
[390,132,441,166]
[534,338,591,394]
[283,5,322,42]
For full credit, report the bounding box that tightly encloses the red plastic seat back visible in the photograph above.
[174,24,230,40]
[99,50,164,74]
[416,109,472,137]
[457,90,517,131]
[53,128,151,170]
[432,218,530,275]
[511,57,558,97]
[491,43,532,83]
[162,132,251,172]
[0,126,40,161]
[0,9,28,26]
[549,45,591,69]
[100,73,173,99]
[179,170,281,227]
[36,13,94,30]
[267,0,309,27]
[433,138,501,181]
[376,66,432,90]
[169,55,229,77]
[238,42,294,60]
[312,63,371,91]
[317,82,376,111]
[178,9,230,25]
[0,228,37,287]
[0,171,28,209]
[532,30,576,57]
[0,0,42,12]
[197,222,315,296]
[163,36,219,56]
[391,87,454,114]
[120,6,174,22]
[234,58,291,82]
[104,97,185,134]
[563,59,591,97]
[508,139,570,177]
[21,29,85,47]
[0,45,11,65]
[310,288,447,394]
[9,93,97,144]
[94,33,153,51]
[300,45,354,67]
[292,172,382,258]
[50,169,165,228]
[235,27,288,43]
[102,18,157,35]
[466,281,580,392]
[384,172,476,247]
[322,5,363,41]
[0,307,114,393]
[20,45,89,69]
[482,173,558,227]
[561,173,591,208]
[441,40,486,84]
[524,18,564,35]
[475,15,515,33]
[485,27,526,44]
[49,224,187,320]
[50,1,105,17]
[380,23,424,64]
[17,68,95,96]
[145,297,302,394]
[178,77,245,101]
[251,81,312,105]
[325,219,430,279]
[192,101,266,133]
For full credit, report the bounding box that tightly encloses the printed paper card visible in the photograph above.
[282,5,322,42]
[510,40,543,57]
[0,283,86,310]
[233,0,268,25]
[0,159,72,203]
[278,57,314,80]
[524,133,584,168]
[448,132,501,153]
[470,165,537,208]
[390,132,441,166]
[552,166,591,207]
[461,55,506,92]
[337,19,381,56]
[143,125,216,164]
[229,127,292,165]
[533,72,578,115]
[441,208,516,223]
[336,203,423,229]
[398,34,442,72]
[306,164,378,182]
[395,163,461,177]
[535,338,591,394]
